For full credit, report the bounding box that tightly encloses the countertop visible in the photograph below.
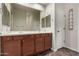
[0,31,52,36]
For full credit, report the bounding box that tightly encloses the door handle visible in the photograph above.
[57,30,60,32]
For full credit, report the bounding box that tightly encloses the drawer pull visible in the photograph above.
[7,38,10,40]
[31,35,34,38]
[23,40,24,42]
[13,36,23,40]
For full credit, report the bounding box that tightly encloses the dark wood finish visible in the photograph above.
[0,37,1,56]
[44,33,52,50]
[13,35,23,56]
[1,33,52,56]
[2,36,12,41]
[22,35,35,56]
[35,34,44,53]
[13,36,23,40]
[2,36,21,56]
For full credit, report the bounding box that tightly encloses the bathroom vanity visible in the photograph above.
[1,32,52,56]
[1,3,52,56]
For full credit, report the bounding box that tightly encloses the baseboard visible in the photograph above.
[51,46,64,52]
[51,46,79,53]
[53,49,58,52]
[51,48,58,52]
[64,46,79,53]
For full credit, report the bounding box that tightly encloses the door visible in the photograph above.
[55,3,65,49]
[78,7,79,52]
[65,4,78,51]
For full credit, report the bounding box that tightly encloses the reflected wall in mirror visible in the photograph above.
[2,3,11,32]
[2,4,10,26]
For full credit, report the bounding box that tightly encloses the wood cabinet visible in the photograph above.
[22,35,35,55]
[0,37,1,56]
[35,34,44,53]
[1,33,52,56]
[1,36,21,56]
[44,34,52,50]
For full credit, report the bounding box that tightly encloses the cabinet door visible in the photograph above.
[0,37,1,55]
[35,34,44,53]
[44,33,52,50]
[23,35,34,56]
[2,36,21,56]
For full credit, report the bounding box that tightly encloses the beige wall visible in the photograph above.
[2,4,10,26]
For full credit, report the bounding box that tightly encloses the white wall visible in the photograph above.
[51,4,56,51]
[55,3,65,50]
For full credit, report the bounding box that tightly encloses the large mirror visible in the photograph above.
[2,3,40,31]
[46,15,51,27]
[2,4,11,32]
[41,15,51,28]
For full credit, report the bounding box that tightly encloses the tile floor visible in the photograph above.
[37,47,79,56]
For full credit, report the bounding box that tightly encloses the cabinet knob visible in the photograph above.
[2,52,9,55]
[23,40,24,42]
[31,35,34,38]
[7,38,10,40]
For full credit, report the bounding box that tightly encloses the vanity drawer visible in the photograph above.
[13,36,23,40]
[44,33,52,37]
[48,33,52,37]
[2,36,12,41]
[35,34,40,38]
[23,35,34,39]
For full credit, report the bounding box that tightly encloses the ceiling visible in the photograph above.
[39,3,49,7]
